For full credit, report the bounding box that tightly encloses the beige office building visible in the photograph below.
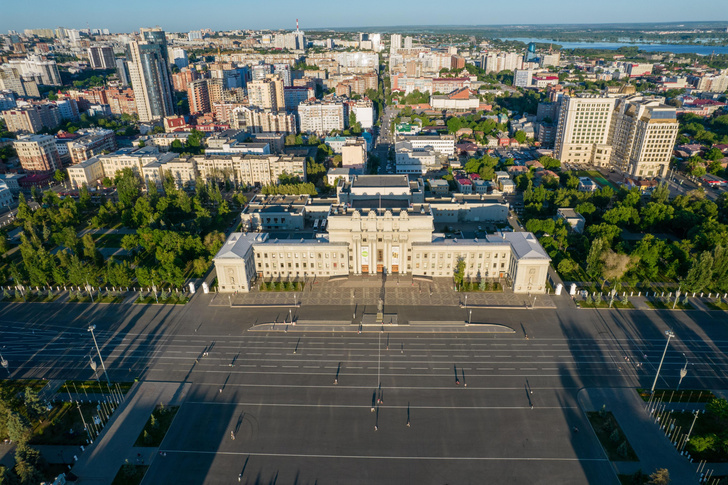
[214,175,550,294]
[554,94,678,179]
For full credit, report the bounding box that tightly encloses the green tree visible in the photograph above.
[447,117,463,134]
[53,169,67,184]
[514,130,527,144]
[647,468,670,485]
[706,398,728,420]
[115,168,142,207]
[453,258,466,289]
[683,251,714,293]
[586,238,605,279]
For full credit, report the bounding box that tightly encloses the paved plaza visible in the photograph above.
[211,275,558,309]
[1,286,727,483]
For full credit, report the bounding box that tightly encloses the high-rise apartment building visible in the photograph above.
[390,34,402,53]
[170,48,189,69]
[298,98,346,134]
[13,134,62,173]
[188,79,211,114]
[554,94,678,179]
[116,58,130,86]
[87,45,116,70]
[482,52,523,74]
[172,68,199,92]
[126,31,175,122]
[6,55,62,85]
[2,104,61,133]
[242,108,298,134]
[247,75,285,112]
[404,36,413,49]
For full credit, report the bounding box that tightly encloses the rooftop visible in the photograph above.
[352,175,410,188]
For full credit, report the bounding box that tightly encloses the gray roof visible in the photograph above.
[214,233,267,260]
[353,175,409,188]
[502,232,551,261]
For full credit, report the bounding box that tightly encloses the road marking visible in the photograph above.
[499,368,515,370]
[303,366,319,369]
[161,451,603,462]
[260,365,277,368]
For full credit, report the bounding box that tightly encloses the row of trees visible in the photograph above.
[0,385,49,484]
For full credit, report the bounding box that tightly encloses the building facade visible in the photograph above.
[126,37,175,122]
[214,175,550,294]
[13,134,62,173]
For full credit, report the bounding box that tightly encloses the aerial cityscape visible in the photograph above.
[0,5,728,484]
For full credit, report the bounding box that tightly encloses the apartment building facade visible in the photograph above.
[13,134,62,173]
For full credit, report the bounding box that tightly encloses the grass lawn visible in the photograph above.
[636,388,715,403]
[60,380,134,395]
[0,379,48,400]
[135,295,190,305]
[645,300,694,310]
[68,294,125,304]
[587,410,639,462]
[134,405,179,447]
[112,463,148,485]
[1,292,60,303]
[93,233,129,248]
[669,410,728,462]
[29,401,99,445]
[579,300,635,309]
[706,301,728,311]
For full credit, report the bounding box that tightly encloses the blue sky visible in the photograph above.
[2,0,727,33]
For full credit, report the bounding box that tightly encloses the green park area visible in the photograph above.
[0,169,248,294]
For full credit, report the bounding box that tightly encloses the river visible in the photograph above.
[499,37,728,55]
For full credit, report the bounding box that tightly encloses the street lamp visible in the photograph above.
[651,330,675,393]
[683,410,700,451]
[468,310,472,325]
[88,325,111,386]
[673,287,682,310]
[677,353,688,391]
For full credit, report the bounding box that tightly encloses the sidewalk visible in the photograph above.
[578,387,699,484]
[210,275,558,309]
[71,381,190,485]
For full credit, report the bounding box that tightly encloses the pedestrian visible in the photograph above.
[530,404,533,409]
[219,388,222,393]
[456,379,460,386]
[374,425,378,431]
[230,431,235,440]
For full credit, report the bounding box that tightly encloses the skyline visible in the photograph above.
[2,0,728,34]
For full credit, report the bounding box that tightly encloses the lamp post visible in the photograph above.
[683,410,700,451]
[677,353,688,391]
[464,295,467,309]
[673,288,682,310]
[85,278,94,303]
[651,330,675,393]
[90,357,98,381]
[88,325,111,386]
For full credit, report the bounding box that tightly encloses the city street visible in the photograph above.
[2,297,728,483]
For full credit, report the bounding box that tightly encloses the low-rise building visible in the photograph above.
[241,194,309,232]
[557,207,586,233]
[69,128,117,164]
[430,88,480,111]
[67,156,105,189]
[578,177,598,192]
[395,141,437,175]
[341,139,367,170]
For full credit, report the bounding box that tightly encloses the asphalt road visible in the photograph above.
[2,297,727,484]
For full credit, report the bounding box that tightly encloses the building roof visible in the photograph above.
[558,208,583,219]
[502,232,551,261]
[352,175,409,188]
[214,233,267,260]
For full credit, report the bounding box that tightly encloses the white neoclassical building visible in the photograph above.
[214,175,551,294]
